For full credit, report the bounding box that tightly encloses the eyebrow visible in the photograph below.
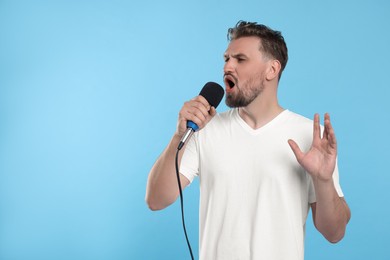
[223,53,248,60]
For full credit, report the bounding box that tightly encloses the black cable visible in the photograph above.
[175,148,194,260]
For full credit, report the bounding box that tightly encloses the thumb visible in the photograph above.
[209,106,217,117]
[288,139,304,162]
[176,118,188,137]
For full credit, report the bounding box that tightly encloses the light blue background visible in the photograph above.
[1,0,389,259]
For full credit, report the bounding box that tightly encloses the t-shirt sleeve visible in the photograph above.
[308,158,344,203]
[179,133,199,184]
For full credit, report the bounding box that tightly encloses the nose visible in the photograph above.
[223,59,235,74]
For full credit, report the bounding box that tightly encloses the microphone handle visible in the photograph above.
[178,127,194,150]
[178,121,199,150]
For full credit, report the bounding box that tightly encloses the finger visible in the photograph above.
[182,98,208,118]
[322,119,328,141]
[313,113,321,139]
[324,113,337,148]
[193,95,211,112]
[288,139,304,162]
[183,109,206,128]
[204,107,217,124]
[190,97,212,117]
[181,100,212,130]
[189,103,208,120]
[176,116,189,136]
[209,106,217,117]
[178,102,203,126]
[322,113,329,140]
[178,95,217,134]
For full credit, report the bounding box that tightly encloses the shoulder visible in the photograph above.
[207,108,236,127]
[216,108,236,120]
[195,109,236,140]
[280,110,315,133]
[283,110,313,125]
[282,110,316,150]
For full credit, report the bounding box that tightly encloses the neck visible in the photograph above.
[238,86,284,129]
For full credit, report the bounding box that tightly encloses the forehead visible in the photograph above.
[224,36,262,56]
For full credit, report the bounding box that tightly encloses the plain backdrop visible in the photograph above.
[1,0,389,259]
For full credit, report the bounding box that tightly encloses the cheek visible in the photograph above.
[242,63,265,77]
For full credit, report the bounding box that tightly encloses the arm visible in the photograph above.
[288,113,351,243]
[145,96,216,211]
[145,134,191,211]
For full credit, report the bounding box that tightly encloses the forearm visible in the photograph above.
[145,134,188,211]
[312,178,351,243]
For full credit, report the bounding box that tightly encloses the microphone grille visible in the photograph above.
[199,82,225,108]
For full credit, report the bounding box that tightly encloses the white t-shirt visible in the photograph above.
[180,109,343,260]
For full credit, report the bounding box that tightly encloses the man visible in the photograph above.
[146,21,351,260]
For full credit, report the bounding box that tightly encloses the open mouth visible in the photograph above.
[224,75,236,89]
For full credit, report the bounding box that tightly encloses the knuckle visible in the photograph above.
[194,109,205,119]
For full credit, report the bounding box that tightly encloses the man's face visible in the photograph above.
[223,36,270,108]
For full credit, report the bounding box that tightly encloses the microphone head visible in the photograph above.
[199,82,225,108]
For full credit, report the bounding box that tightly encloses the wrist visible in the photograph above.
[171,133,184,146]
[312,176,334,189]
[312,177,339,200]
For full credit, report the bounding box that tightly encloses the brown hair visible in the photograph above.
[227,21,288,79]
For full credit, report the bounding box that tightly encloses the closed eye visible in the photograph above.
[233,54,247,63]
[224,53,247,63]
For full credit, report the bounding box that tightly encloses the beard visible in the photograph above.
[225,76,265,108]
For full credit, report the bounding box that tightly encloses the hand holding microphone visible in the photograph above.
[177,82,224,150]
[173,82,224,260]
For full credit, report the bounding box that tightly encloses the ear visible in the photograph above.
[265,60,281,81]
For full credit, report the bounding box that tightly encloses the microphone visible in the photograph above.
[177,82,224,150]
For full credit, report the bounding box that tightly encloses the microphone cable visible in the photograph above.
[175,147,194,260]
[173,81,223,259]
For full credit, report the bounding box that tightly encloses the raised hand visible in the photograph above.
[288,113,337,182]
